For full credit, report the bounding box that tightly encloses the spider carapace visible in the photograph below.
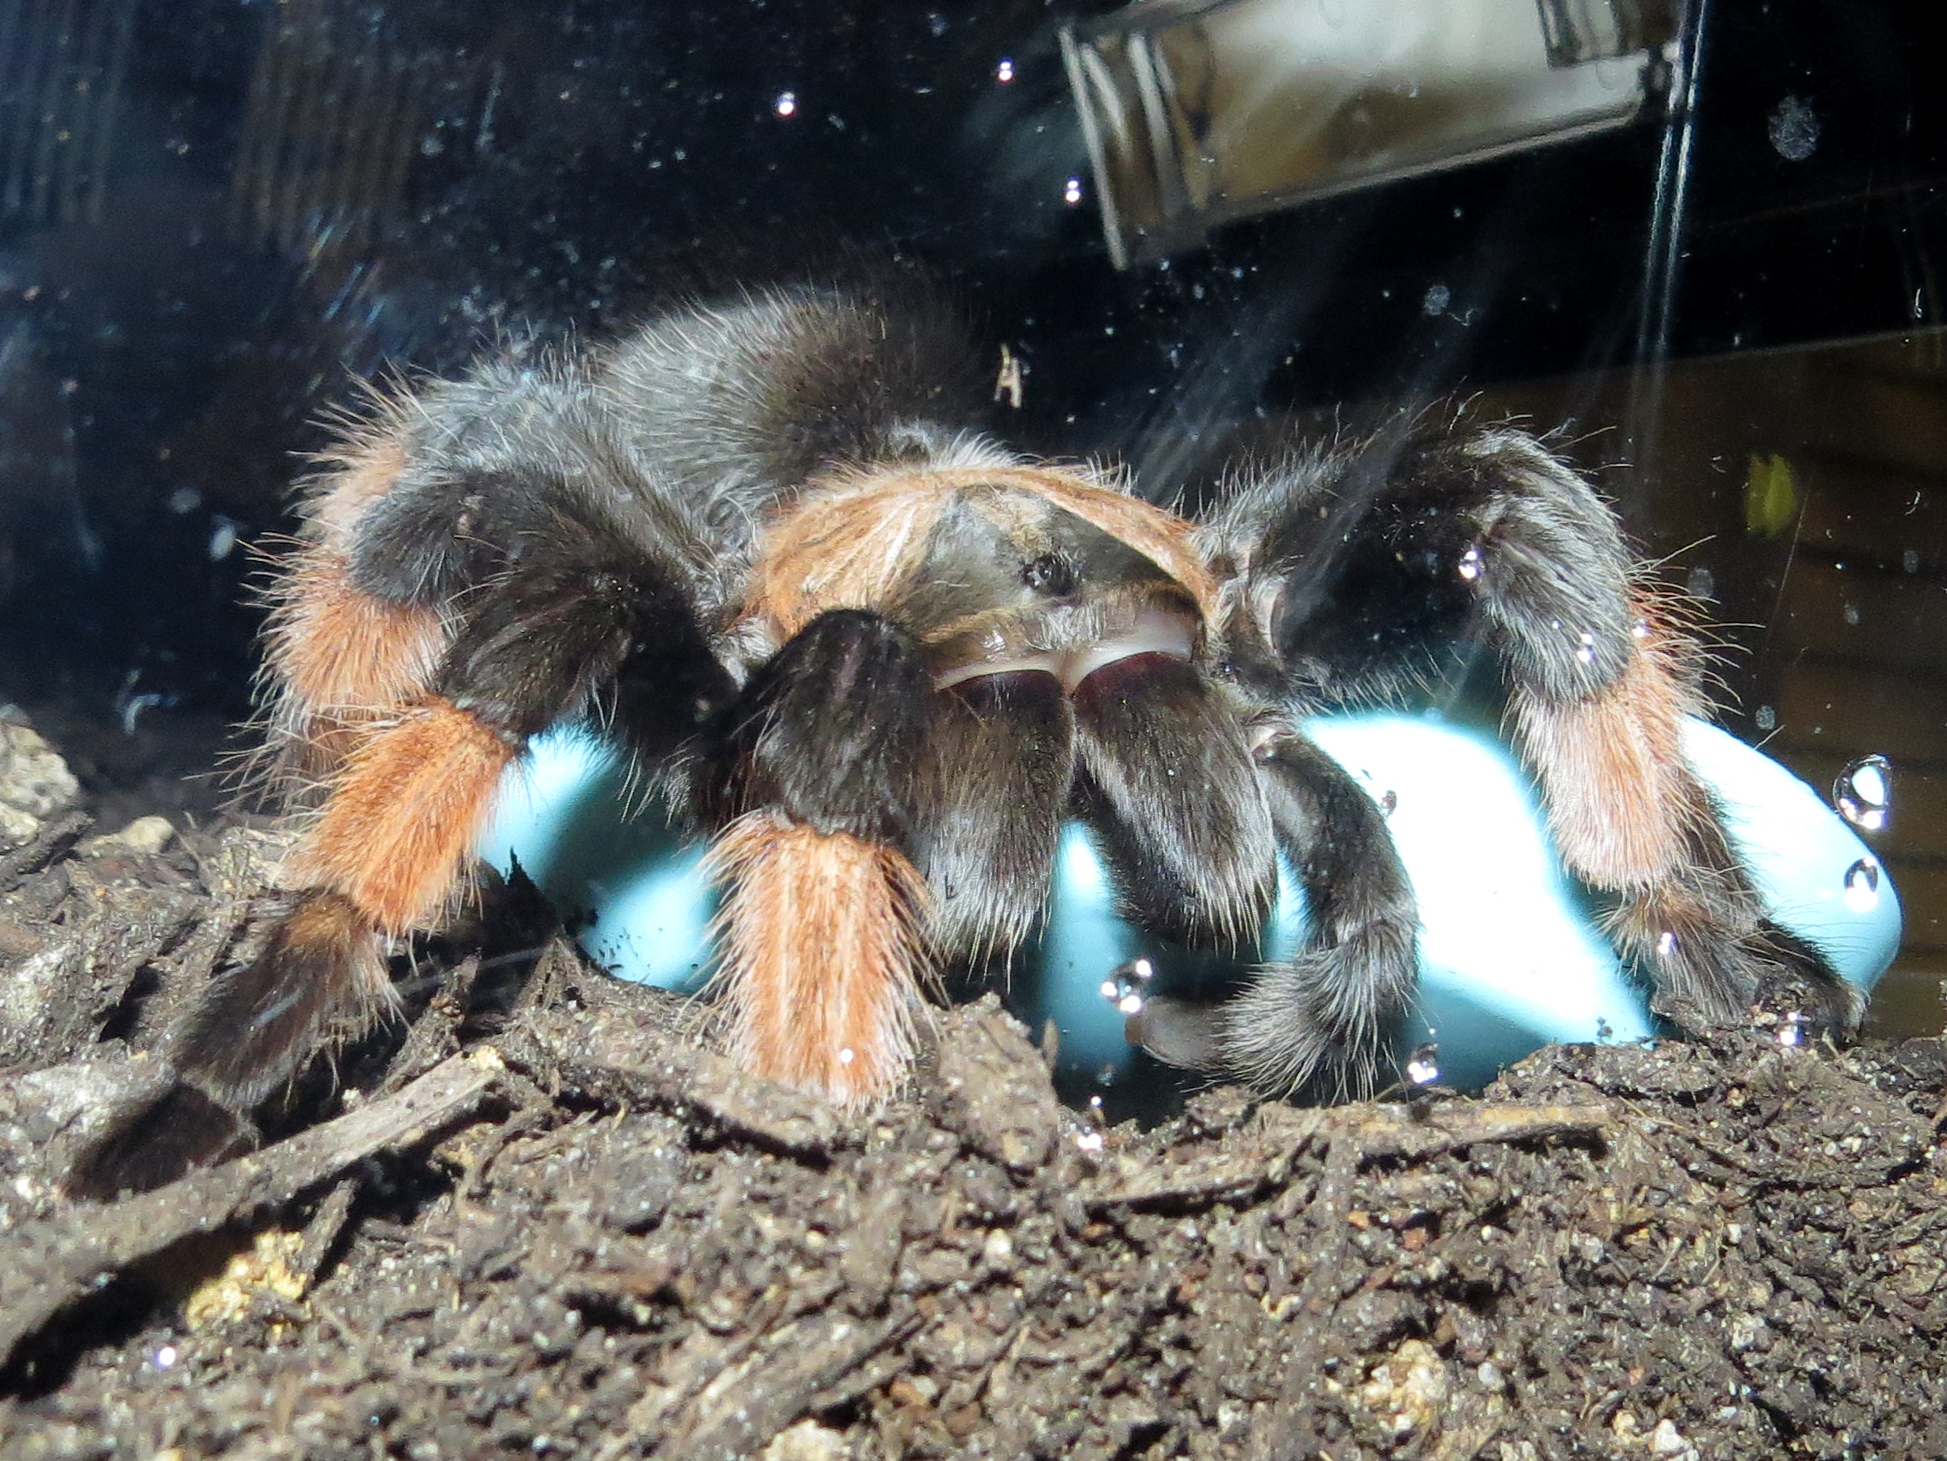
[173,282,1861,1116]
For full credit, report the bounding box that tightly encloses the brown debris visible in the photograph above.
[3,738,1947,1459]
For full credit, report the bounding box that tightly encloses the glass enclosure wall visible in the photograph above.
[1,0,1940,1026]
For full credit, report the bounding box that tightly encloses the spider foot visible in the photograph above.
[1133,918,1417,1102]
[1647,916,1864,1046]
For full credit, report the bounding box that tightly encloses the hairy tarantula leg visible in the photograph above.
[248,441,449,796]
[1141,732,1419,1097]
[1507,606,1861,1033]
[177,560,731,1109]
[1071,654,1278,947]
[1443,433,1859,1033]
[921,671,1076,966]
[696,609,939,1107]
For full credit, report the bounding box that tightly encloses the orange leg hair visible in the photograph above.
[288,698,517,935]
[706,811,931,1107]
[1508,607,1702,894]
[257,432,446,793]
[1507,597,1824,1024]
[178,695,516,1108]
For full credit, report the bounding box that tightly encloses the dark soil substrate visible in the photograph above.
[3,794,1947,1459]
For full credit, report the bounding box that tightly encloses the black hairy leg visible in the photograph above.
[1070,652,1277,947]
[177,451,732,1110]
[1134,729,1419,1097]
[921,670,1075,966]
[1192,419,1859,1087]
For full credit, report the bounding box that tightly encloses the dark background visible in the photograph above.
[1,0,1941,1014]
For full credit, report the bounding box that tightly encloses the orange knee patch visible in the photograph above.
[1511,620,1703,890]
[706,812,929,1107]
[291,699,513,933]
[271,544,444,717]
[309,425,412,537]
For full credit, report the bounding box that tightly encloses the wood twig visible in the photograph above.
[0,1047,505,1365]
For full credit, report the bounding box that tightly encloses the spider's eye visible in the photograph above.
[1021,553,1076,596]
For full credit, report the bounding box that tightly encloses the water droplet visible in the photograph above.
[1575,629,1599,665]
[1687,565,1716,601]
[1834,755,1891,832]
[1457,545,1483,582]
[1775,1011,1808,1047]
[1754,705,1777,731]
[1101,956,1153,1017]
[1656,930,1679,959]
[1843,602,1860,626]
[995,57,1015,83]
[1074,1128,1105,1154]
[1063,176,1084,205]
[1843,857,1881,913]
[1904,548,1921,574]
[207,515,240,561]
[1378,789,1398,817]
[1405,1043,1440,1085]
[1422,282,1451,317]
[836,1046,856,1065]
[774,92,798,117]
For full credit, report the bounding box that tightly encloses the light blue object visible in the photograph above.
[479,714,1900,1094]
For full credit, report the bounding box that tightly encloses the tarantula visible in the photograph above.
[173,282,1859,1114]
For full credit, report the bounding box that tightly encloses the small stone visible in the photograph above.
[980,1227,1016,1273]
[758,1419,851,1461]
[79,815,177,860]
[0,723,79,852]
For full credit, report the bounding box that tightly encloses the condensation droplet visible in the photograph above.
[836,1046,856,1065]
[1754,705,1777,732]
[1101,956,1153,1017]
[1834,754,1891,832]
[1575,629,1598,665]
[1063,176,1083,205]
[774,92,798,117]
[1775,1011,1808,1047]
[207,516,240,561]
[1843,857,1882,913]
[1656,930,1679,959]
[1457,545,1483,582]
[1405,1043,1441,1085]
[995,57,1015,83]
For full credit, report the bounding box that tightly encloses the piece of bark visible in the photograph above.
[0,1047,504,1365]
